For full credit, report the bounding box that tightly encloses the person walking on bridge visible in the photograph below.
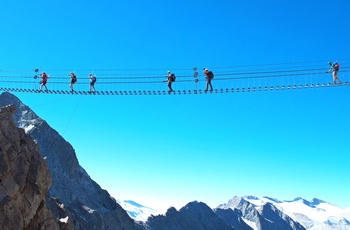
[163,71,175,93]
[89,73,96,93]
[327,62,342,85]
[203,68,214,92]
[69,72,77,92]
[39,72,49,92]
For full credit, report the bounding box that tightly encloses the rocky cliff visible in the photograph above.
[0,104,67,229]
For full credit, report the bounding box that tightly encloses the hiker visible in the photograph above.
[39,72,49,91]
[69,72,77,92]
[89,73,96,93]
[327,62,342,85]
[203,68,213,91]
[163,71,175,93]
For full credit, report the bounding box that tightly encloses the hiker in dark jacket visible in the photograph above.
[204,68,213,92]
[69,72,77,92]
[163,71,175,93]
[89,73,96,93]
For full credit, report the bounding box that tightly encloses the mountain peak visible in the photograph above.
[165,207,178,217]
[293,197,303,201]
[311,198,326,205]
[216,196,247,210]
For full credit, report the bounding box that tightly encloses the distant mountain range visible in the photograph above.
[125,195,350,229]
[245,196,350,229]
[217,196,350,230]
[112,180,350,229]
[111,188,350,229]
[1,91,349,230]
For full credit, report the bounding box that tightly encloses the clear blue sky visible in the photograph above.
[1,0,350,213]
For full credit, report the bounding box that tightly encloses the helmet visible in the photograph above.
[167,71,170,73]
[204,68,208,71]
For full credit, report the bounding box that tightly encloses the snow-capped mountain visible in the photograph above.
[217,196,306,230]
[117,195,350,230]
[243,196,350,230]
[117,200,160,222]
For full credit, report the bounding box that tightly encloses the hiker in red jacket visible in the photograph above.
[39,72,49,91]
[204,68,213,92]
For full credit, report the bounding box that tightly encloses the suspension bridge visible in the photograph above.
[1,60,349,96]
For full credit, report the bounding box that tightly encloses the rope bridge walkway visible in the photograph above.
[1,60,349,96]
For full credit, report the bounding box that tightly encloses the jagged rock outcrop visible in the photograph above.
[0,104,63,230]
[143,201,233,230]
[0,92,138,230]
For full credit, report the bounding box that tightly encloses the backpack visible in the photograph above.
[333,63,340,71]
[170,73,176,82]
[92,76,97,83]
[72,75,77,83]
[208,71,214,79]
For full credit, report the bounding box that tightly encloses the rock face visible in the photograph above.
[214,208,253,230]
[0,92,138,230]
[0,104,61,230]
